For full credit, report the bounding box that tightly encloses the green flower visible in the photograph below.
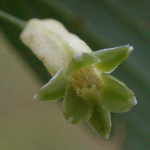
[20,19,137,139]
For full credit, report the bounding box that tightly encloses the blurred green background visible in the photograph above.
[0,0,149,150]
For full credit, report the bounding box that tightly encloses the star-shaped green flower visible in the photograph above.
[20,19,137,139]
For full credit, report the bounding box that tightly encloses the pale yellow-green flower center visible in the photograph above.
[70,67,101,96]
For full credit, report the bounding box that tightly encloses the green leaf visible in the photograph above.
[35,67,67,101]
[99,73,137,112]
[94,45,133,73]
[88,105,111,139]
[66,52,100,76]
[62,83,94,125]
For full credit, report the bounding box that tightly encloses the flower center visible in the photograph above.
[70,66,101,96]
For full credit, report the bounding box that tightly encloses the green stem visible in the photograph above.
[0,10,26,30]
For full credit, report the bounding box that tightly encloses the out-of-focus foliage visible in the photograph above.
[0,0,150,150]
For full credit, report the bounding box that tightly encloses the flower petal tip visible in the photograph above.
[33,94,39,100]
[67,117,74,124]
[129,45,134,52]
[134,96,138,105]
[105,134,110,140]
[126,44,133,51]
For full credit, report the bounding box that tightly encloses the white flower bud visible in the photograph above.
[20,19,92,75]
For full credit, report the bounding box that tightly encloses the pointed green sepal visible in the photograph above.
[88,105,111,139]
[35,67,68,101]
[62,83,94,125]
[99,73,137,112]
[66,52,100,76]
[82,86,111,138]
[94,45,133,73]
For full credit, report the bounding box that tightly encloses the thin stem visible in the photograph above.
[0,10,26,30]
